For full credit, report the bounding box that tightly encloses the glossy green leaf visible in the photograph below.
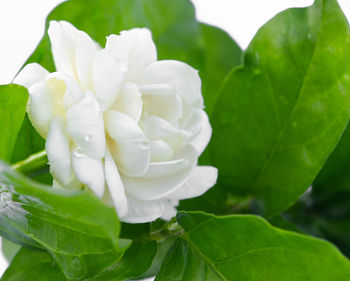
[314,122,350,193]
[199,23,242,115]
[156,212,350,281]
[211,0,350,215]
[1,247,67,281]
[0,163,128,280]
[10,115,45,164]
[0,84,28,162]
[87,241,157,281]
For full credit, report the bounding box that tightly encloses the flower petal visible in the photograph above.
[139,84,182,124]
[166,166,218,200]
[122,145,198,201]
[140,60,203,108]
[106,28,157,81]
[140,115,191,151]
[71,147,105,198]
[92,50,125,110]
[121,195,165,223]
[111,82,142,122]
[46,117,81,189]
[45,72,82,109]
[140,158,188,179]
[27,82,55,138]
[66,91,106,159]
[105,111,150,177]
[189,110,212,156]
[13,63,48,88]
[161,200,178,221]
[149,140,173,162]
[75,30,97,91]
[105,148,128,217]
[48,21,78,78]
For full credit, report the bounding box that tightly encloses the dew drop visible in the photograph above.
[84,135,92,142]
[73,147,86,158]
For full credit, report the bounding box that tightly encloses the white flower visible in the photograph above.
[14,21,217,223]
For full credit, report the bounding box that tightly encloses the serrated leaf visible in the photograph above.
[156,212,350,281]
[0,84,28,162]
[211,0,350,215]
[0,163,128,280]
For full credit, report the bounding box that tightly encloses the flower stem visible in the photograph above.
[11,150,48,176]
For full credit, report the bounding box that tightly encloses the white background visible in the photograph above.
[0,0,350,277]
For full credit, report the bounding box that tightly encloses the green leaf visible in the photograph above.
[156,212,350,281]
[87,241,157,281]
[1,247,67,281]
[211,0,350,215]
[314,122,350,193]
[1,238,21,263]
[0,84,28,162]
[199,23,242,115]
[10,115,45,165]
[0,163,129,280]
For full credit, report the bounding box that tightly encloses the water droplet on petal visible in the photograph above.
[73,147,86,158]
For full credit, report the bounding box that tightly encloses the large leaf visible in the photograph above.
[0,163,128,280]
[199,23,242,115]
[314,122,350,193]
[1,247,67,281]
[0,84,28,162]
[211,0,350,215]
[156,212,350,281]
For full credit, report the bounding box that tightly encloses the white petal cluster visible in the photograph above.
[14,21,217,223]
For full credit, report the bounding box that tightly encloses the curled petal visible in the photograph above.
[121,195,165,223]
[27,82,55,138]
[122,145,198,201]
[66,91,106,159]
[139,84,182,124]
[46,117,81,189]
[140,115,191,151]
[104,148,128,217]
[93,50,125,110]
[189,110,212,156]
[13,63,48,88]
[48,21,78,78]
[140,158,188,179]
[111,82,142,122]
[140,60,203,108]
[105,111,150,177]
[45,72,82,109]
[106,28,157,81]
[166,166,218,200]
[149,140,173,162]
[72,147,105,198]
[75,30,97,91]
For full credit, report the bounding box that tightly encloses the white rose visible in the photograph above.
[14,21,217,223]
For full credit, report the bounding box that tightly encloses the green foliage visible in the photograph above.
[156,212,350,281]
[211,0,350,215]
[0,163,128,280]
[1,0,350,279]
[0,85,28,162]
[1,247,67,281]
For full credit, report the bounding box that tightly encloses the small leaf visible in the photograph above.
[211,0,350,215]
[1,247,67,281]
[0,163,129,280]
[0,84,28,162]
[156,212,350,281]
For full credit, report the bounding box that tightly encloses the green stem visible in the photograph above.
[11,150,48,176]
